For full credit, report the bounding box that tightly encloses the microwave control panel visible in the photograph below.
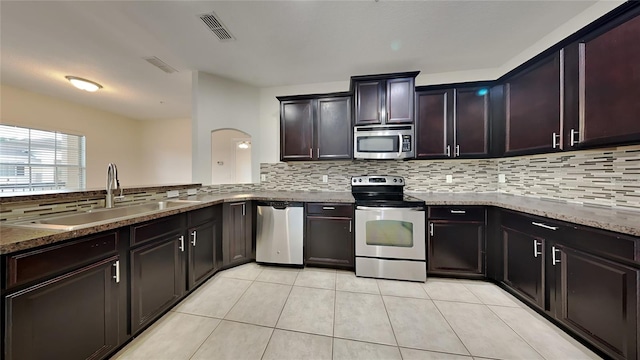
[402,135,412,152]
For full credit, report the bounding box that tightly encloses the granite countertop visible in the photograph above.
[2,191,639,255]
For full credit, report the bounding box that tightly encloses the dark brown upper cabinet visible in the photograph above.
[352,72,419,125]
[415,85,490,159]
[279,93,352,161]
[564,11,640,149]
[502,51,562,156]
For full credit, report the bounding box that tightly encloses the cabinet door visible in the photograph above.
[428,221,484,276]
[386,77,415,124]
[575,13,640,148]
[5,257,120,360]
[415,90,452,158]
[281,99,314,160]
[455,88,489,157]
[504,52,561,155]
[555,246,638,360]
[305,216,354,268]
[130,235,184,334]
[355,80,384,125]
[187,219,221,290]
[502,226,545,308]
[317,96,352,159]
[223,202,252,266]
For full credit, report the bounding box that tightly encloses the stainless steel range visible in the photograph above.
[352,175,426,282]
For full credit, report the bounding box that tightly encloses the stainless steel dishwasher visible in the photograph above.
[256,201,304,265]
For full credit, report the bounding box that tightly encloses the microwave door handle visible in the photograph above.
[398,134,403,157]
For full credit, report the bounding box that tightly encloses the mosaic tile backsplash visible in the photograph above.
[497,145,640,209]
[259,159,498,193]
[261,144,640,209]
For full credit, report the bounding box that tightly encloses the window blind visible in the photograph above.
[0,125,86,192]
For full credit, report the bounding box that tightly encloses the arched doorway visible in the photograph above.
[211,129,252,184]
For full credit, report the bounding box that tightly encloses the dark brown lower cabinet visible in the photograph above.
[187,206,222,290]
[428,222,484,276]
[4,257,120,360]
[305,203,354,269]
[130,233,185,334]
[223,201,254,266]
[502,226,545,308]
[553,245,638,360]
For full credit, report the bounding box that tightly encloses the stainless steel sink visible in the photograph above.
[10,199,202,231]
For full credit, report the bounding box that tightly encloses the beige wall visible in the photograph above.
[0,84,192,188]
[139,118,192,185]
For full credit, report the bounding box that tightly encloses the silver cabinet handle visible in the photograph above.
[349,220,352,233]
[191,230,197,246]
[450,210,466,214]
[317,148,320,158]
[552,132,560,149]
[179,235,185,252]
[429,223,434,236]
[113,260,120,283]
[242,203,246,216]
[323,206,335,210]
[455,145,460,157]
[533,240,542,258]
[552,246,561,266]
[309,148,312,158]
[398,134,403,157]
[446,145,451,157]
[570,129,579,147]
[532,222,558,231]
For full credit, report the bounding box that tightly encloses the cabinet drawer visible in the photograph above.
[306,203,353,217]
[131,214,185,246]
[188,205,220,227]
[566,226,639,265]
[501,210,569,237]
[428,206,485,221]
[6,231,118,288]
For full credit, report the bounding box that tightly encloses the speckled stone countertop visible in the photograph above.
[0,191,354,255]
[410,192,640,237]
[2,191,639,255]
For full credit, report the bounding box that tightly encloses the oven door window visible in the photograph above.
[365,220,413,247]
[357,136,400,153]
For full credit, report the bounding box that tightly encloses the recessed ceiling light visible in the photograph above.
[65,76,103,92]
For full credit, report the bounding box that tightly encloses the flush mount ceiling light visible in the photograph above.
[238,141,250,149]
[65,76,103,92]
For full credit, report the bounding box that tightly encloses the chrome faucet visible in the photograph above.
[105,163,122,208]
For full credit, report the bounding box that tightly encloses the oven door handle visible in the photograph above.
[356,206,425,211]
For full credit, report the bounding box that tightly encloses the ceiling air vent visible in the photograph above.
[143,57,178,74]
[199,11,235,41]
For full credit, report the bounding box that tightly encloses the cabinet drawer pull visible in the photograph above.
[455,145,460,157]
[552,246,561,266]
[429,223,434,236]
[113,260,120,283]
[450,210,466,214]
[349,220,352,233]
[533,240,542,258]
[322,206,336,210]
[191,230,197,246]
[317,148,320,158]
[446,145,451,157]
[570,129,580,147]
[242,203,246,216]
[179,235,185,252]
[309,148,312,158]
[531,222,558,231]
[552,132,560,149]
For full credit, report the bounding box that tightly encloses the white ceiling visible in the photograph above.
[0,1,609,121]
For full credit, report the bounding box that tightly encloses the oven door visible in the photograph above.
[355,206,426,260]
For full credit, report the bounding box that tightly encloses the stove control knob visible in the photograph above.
[393,179,397,182]
[399,179,403,183]
[359,179,362,182]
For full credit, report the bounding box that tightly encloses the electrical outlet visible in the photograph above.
[446,175,453,183]
[260,174,267,181]
[322,175,328,183]
[498,174,506,183]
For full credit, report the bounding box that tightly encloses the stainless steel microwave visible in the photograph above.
[354,125,414,160]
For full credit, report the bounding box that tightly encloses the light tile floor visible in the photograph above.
[113,263,601,360]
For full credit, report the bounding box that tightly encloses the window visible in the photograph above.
[0,125,86,192]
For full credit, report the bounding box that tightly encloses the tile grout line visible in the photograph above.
[186,315,223,360]
[430,299,474,358]
[375,280,403,358]
[260,270,296,360]
[485,305,548,360]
